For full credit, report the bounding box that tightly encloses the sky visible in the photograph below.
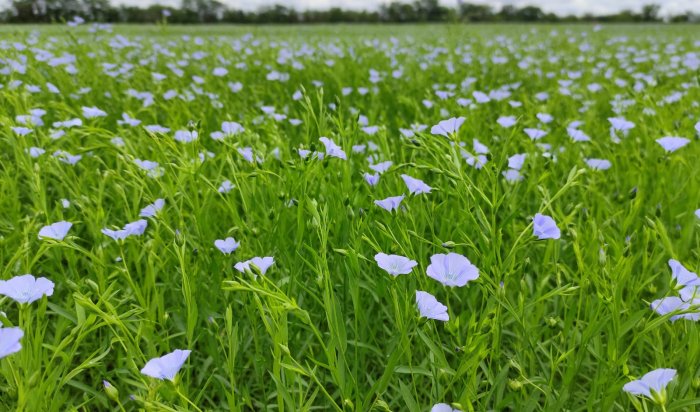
[112,0,700,16]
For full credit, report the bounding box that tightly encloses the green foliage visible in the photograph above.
[0,24,698,411]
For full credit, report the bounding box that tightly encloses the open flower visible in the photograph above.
[656,137,690,153]
[416,291,448,321]
[235,257,275,275]
[38,221,72,241]
[374,195,405,212]
[533,213,560,240]
[141,349,191,381]
[426,253,479,287]
[215,237,240,255]
[622,368,676,404]
[430,117,465,137]
[0,274,54,304]
[374,253,417,276]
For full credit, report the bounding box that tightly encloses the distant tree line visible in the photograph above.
[2,0,699,24]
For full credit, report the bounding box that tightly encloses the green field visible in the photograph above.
[0,23,699,411]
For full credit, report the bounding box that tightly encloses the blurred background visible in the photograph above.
[1,0,699,23]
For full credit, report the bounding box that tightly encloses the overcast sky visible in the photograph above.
[111,0,700,16]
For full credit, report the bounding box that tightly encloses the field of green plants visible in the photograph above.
[1,23,699,411]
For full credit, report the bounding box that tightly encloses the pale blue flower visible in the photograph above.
[174,130,198,143]
[235,257,275,275]
[319,137,346,160]
[215,237,240,255]
[585,158,612,171]
[416,291,449,321]
[502,169,523,183]
[82,106,107,118]
[374,253,417,276]
[374,195,404,212]
[364,173,380,187]
[0,274,54,304]
[651,297,700,321]
[145,125,170,134]
[140,199,165,217]
[497,116,516,128]
[218,180,234,193]
[508,154,526,170]
[567,127,591,142]
[430,117,465,137]
[369,161,392,174]
[622,368,676,402]
[401,174,432,195]
[524,128,547,140]
[0,327,24,359]
[141,349,191,381]
[426,253,479,287]
[431,404,462,412]
[656,137,690,152]
[39,221,72,241]
[533,213,560,240]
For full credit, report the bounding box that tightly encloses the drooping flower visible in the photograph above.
[696,209,700,219]
[234,257,275,275]
[533,213,560,240]
[0,274,54,304]
[401,174,432,195]
[426,253,479,287]
[622,368,676,403]
[0,327,24,359]
[319,137,346,160]
[374,253,417,276]
[416,291,449,321]
[215,237,240,255]
[656,137,690,153]
[38,221,72,241]
[141,349,191,381]
[430,117,465,137]
[374,195,405,212]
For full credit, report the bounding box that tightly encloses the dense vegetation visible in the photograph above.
[0,23,699,411]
